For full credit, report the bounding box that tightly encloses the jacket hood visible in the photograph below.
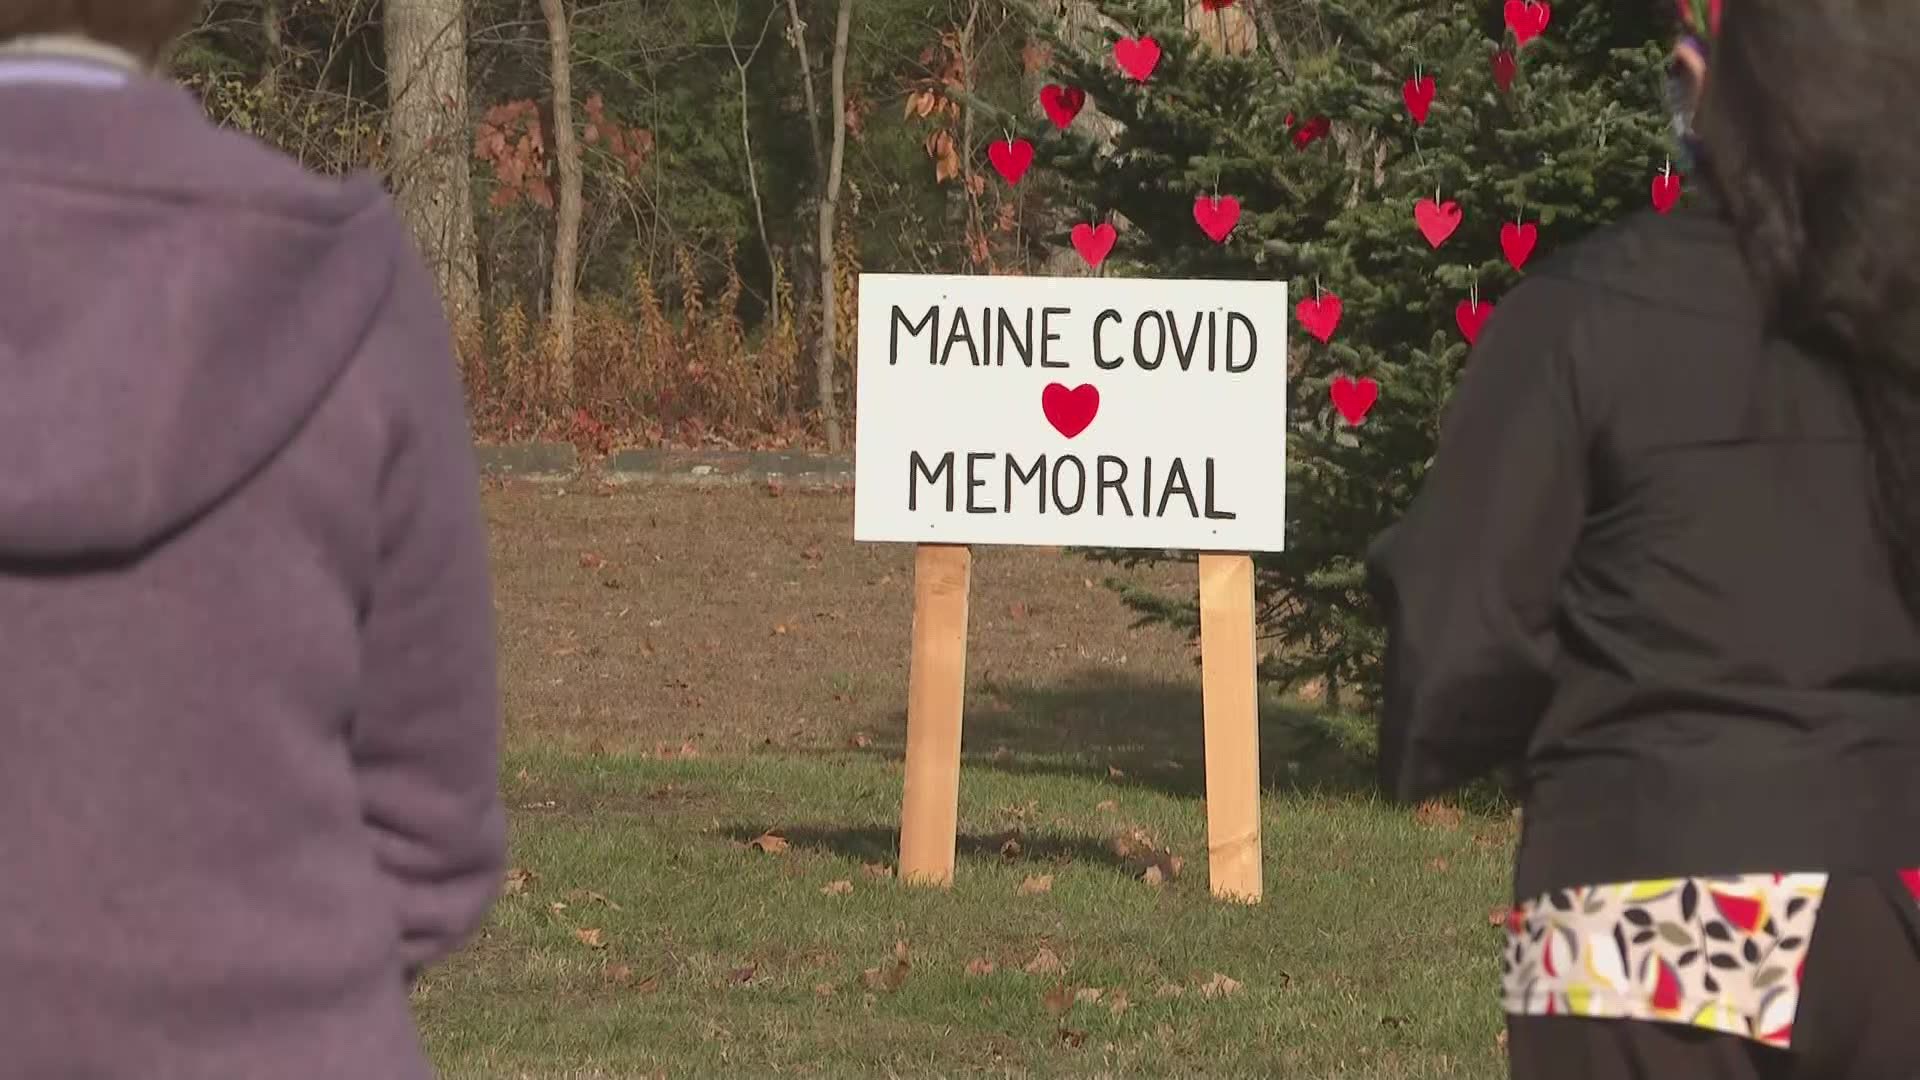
[0,72,401,561]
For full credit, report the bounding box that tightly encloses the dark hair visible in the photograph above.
[1694,0,1920,613]
[0,0,201,59]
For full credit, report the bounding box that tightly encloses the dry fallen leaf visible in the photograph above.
[999,836,1023,859]
[965,957,996,977]
[848,732,873,749]
[1414,799,1465,831]
[1018,874,1054,896]
[1074,987,1103,1004]
[565,888,622,910]
[1428,856,1451,873]
[1058,1027,1087,1048]
[636,974,661,995]
[1024,947,1065,976]
[862,862,894,879]
[1142,865,1166,888]
[1107,990,1131,1015]
[730,964,758,984]
[1108,765,1127,780]
[503,867,536,896]
[574,928,607,949]
[748,832,790,855]
[1156,982,1186,999]
[1497,1029,1510,1053]
[821,879,854,896]
[814,982,835,998]
[1199,972,1244,1000]
[991,745,1013,764]
[606,964,634,984]
[1095,799,1119,813]
[579,551,608,569]
[1042,982,1075,1017]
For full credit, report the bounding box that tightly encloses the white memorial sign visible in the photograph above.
[853,273,1288,552]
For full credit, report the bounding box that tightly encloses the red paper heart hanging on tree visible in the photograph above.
[1292,115,1331,149]
[1504,0,1551,46]
[1199,0,1235,9]
[1193,194,1241,243]
[1296,292,1344,344]
[1041,382,1101,439]
[1456,298,1495,343]
[1114,36,1162,82]
[1071,222,1117,268]
[1492,50,1518,92]
[1415,198,1463,248]
[1402,75,1436,125]
[1330,375,1379,426]
[1039,85,1086,129]
[987,138,1035,186]
[1500,221,1538,270]
[1652,169,1684,213]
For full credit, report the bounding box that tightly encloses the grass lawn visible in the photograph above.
[427,482,1517,1078]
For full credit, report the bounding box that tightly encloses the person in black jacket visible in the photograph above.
[1366,1,1920,1077]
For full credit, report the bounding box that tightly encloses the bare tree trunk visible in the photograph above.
[727,4,784,326]
[813,0,853,452]
[385,0,479,327]
[539,0,581,402]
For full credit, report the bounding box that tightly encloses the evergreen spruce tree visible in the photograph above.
[1022,0,1675,705]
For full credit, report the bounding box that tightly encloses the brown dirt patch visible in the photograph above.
[483,480,1200,758]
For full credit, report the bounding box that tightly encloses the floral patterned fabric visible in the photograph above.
[1502,874,1828,1048]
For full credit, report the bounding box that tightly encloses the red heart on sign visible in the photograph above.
[1296,292,1344,344]
[1652,170,1684,213]
[1402,75,1436,125]
[1492,49,1518,92]
[1415,198,1463,248]
[1504,0,1551,46]
[1039,84,1085,129]
[987,138,1034,186]
[1113,36,1162,82]
[1500,221,1538,270]
[1455,299,1495,343]
[1330,376,1379,426]
[1193,194,1241,244]
[1042,382,1101,438]
[1071,222,1117,268]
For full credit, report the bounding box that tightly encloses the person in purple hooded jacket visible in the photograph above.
[0,4,508,1078]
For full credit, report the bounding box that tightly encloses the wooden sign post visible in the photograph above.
[853,272,1292,903]
[897,544,973,886]
[1198,553,1262,902]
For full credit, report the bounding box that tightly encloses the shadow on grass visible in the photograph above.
[837,668,1382,802]
[719,823,1139,873]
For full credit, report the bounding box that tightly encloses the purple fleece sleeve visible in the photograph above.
[353,221,507,978]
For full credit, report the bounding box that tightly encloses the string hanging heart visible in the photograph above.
[1330,376,1379,426]
[1296,292,1344,344]
[1504,0,1551,46]
[1041,382,1101,439]
[1113,36,1161,82]
[1492,50,1518,92]
[1193,194,1241,244]
[1070,222,1117,269]
[1402,75,1436,125]
[1039,85,1085,129]
[1456,298,1495,343]
[987,138,1034,186]
[1501,220,1538,270]
[1652,169,1684,213]
[1415,198,1463,248]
